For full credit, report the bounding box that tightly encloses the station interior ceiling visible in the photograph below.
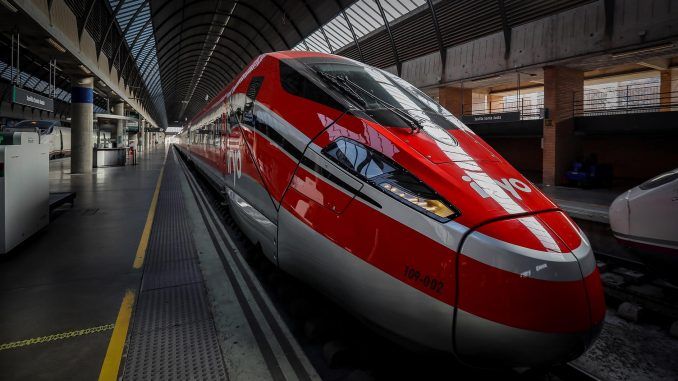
[2,0,653,126]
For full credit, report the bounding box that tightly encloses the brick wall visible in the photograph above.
[437,87,472,117]
[579,135,678,185]
[542,66,583,185]
[485,137,543,182]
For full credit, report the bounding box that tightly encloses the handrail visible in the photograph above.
[454,77,678,121]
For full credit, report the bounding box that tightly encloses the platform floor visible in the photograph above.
[0,146,317,381]
[0,148,165,380]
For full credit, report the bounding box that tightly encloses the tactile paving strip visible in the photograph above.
[123,150,227,380]
[125,320,225,381]
[140,258,202,291]
[132,283,211,333]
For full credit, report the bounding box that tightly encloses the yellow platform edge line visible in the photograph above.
[99,159,166,381]
[97,289,135,381]
[133,164,165,269]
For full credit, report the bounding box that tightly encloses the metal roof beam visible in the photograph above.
[79,0,98,42]
[98,0,127,57]
[341,5,363,61]
[426,0,445,79]
[300,0,333,52]
[375,0,401,75]
[110,0,150,69]
[497,0,512,59]
[153,12,274,55]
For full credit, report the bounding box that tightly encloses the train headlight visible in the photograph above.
[323,137,459,222]
[379,182,456,219]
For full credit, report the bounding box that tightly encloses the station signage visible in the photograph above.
[462,111,520,124]
[12,86,54,112]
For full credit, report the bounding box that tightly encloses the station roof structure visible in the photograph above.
[0,0,594,126]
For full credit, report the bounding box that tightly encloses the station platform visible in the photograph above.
[0,148,165,379]
[0,146,317,381]
[539,185,621,224]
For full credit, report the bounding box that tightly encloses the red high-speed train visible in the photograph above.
[175,51,605,368]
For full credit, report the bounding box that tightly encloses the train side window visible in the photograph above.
[639,169,678,190]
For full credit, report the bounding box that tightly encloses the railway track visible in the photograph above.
[593,251,678,323]
[177,148,604,381]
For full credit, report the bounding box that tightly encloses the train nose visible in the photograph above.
[453,211,605,367]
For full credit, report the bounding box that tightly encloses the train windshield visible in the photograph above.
[639,168,678,190]
[310,63,432,111]
[306,61,460,131]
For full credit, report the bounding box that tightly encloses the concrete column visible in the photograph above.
[113,102,125,148]
[144,122,150,149]
[437,86,472,117]
[139,119,145,152]
[672,68,678,111]
[660,70,672,111]
[542,66,583,186]
[71,76,94,174]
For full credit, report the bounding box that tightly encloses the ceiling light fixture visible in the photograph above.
[0,0,18,13]
[470,74,503,82]
[46,38,66,53]
[611,43,674,58]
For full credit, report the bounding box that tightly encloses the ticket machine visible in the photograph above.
[0,132,49,253]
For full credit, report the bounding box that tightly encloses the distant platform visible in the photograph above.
[539,185,622,224]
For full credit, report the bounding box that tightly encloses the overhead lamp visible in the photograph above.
[46,38,66,53]
[0,0,18,13]
[78,64,91,74]
[517,71,537,77]
[470,74,503,82]
[611,43,674,58]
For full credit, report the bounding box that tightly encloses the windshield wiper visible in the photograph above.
[311,68,368,109]
[332,75,424,133]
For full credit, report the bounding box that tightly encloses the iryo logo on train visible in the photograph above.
[226,149,242,186]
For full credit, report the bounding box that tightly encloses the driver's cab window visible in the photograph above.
[243,77,263,126]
